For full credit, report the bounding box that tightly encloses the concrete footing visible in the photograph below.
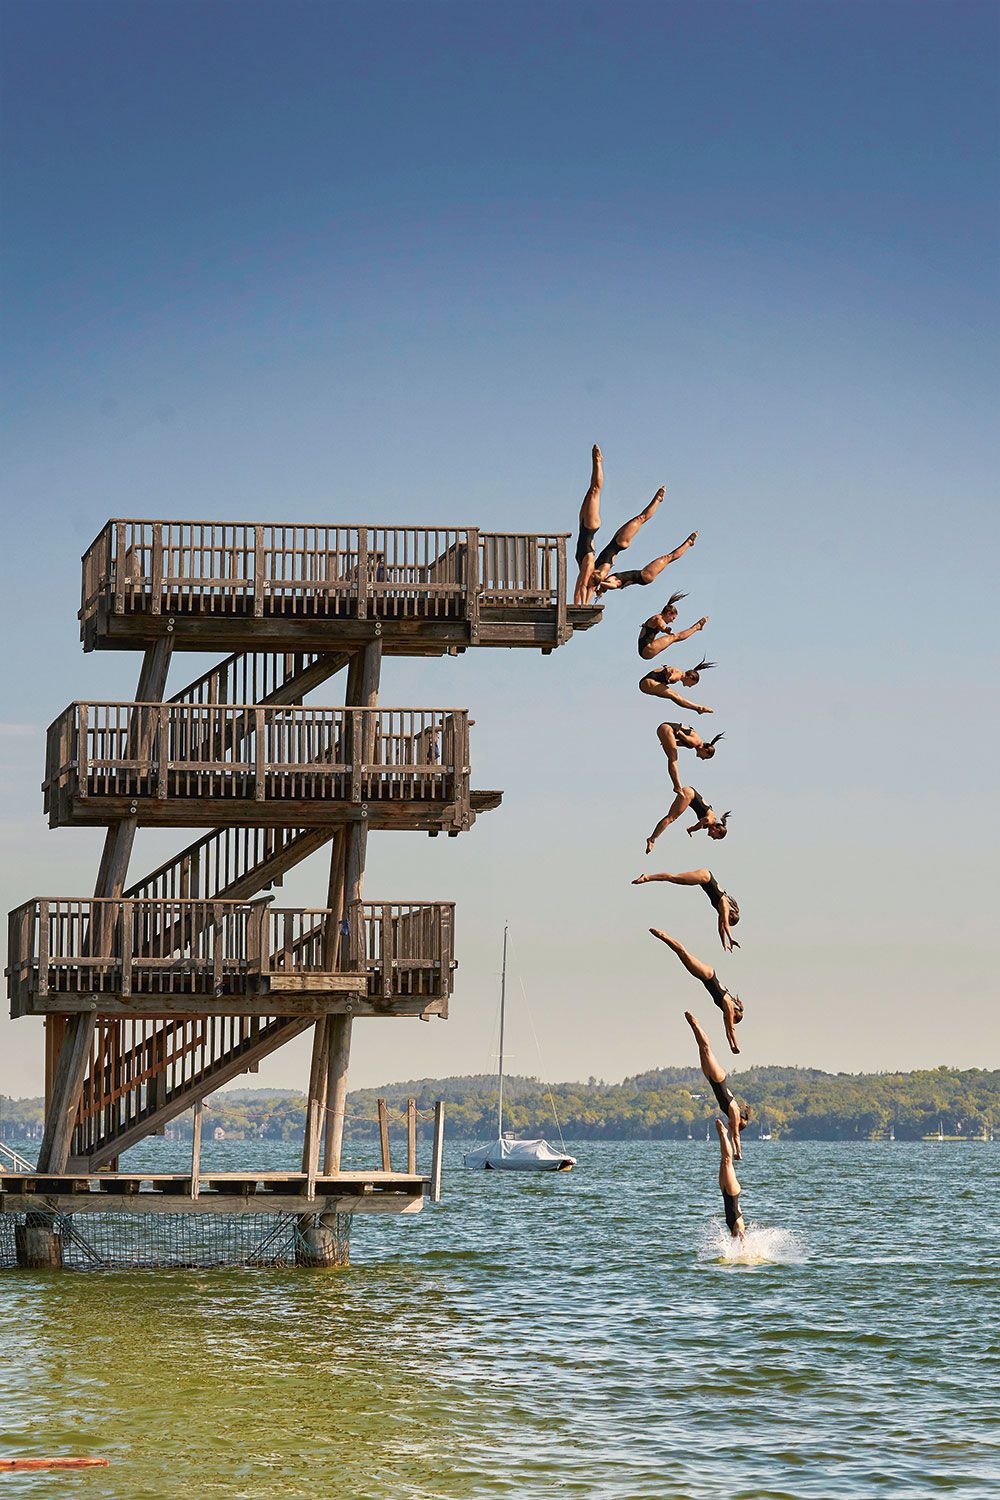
[295,1211,352,1267]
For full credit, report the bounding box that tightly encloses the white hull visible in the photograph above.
[464,1137,576,1172]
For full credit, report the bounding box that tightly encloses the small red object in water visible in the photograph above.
[0,1458,110,1471]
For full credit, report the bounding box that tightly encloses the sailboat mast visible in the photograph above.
[498,923,508,1138]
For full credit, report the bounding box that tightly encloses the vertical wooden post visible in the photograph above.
[407,1097,417,1175]
[301,1015,329,1178]
[323,638,380,1176]
[190,1099,203,1199]
[150,521,163,614]
[555,537,568,644]
[253,524,265,618]
[430,1100,445,1203]
[466,527,480,644]
[378,1099,391,1171]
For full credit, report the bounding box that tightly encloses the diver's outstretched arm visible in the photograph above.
[645,788,695,852]
[718,895,740,952]
[648,927,714,983]
[639,675,713,713]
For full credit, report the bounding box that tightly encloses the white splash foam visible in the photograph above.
[701,1220,808,1266]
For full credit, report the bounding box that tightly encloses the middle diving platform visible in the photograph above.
[43,703,500,830]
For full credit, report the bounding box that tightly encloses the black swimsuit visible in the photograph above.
[703,871,726,913]
[611,567,646,588]
[690,790,711,821]
[722,1190,743,1234]
[594,534,624,572]
[576,524,599,567]
[703,969,728,1007]
[711,1077,737,1114]
[638,622,658,654]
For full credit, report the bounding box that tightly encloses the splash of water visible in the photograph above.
[701,1220,808,1266]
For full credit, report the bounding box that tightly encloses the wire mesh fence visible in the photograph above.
[0,1210,352,1271]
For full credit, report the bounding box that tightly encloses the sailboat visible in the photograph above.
[463,925,576,1172]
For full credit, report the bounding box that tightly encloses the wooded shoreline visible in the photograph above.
[4,1065,997,1144]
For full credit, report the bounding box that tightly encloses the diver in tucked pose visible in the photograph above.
[715,1117,746,1239]
[686,1011,750,1156]
[573,444,667,605]
[639,660,716,708]
[648,927,743,1053]
[646,787,730,852]
[638,594,710,659]
[595,530,698,593]
[654,721,726,795]
[632,868,740,951]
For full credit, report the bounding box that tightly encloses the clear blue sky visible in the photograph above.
[1,1,997,1096]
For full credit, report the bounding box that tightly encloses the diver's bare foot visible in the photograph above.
[632,874,649,884]
[645,837,656,854]
[641,486,666,522]
[695,616,709,630]
[648,927,668,944]
[591,445,603,485]
[714,1118,728,1144]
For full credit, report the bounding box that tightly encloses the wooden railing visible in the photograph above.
[80,520,569,627]
[44,703,470,809]
[7,898,456,1008]
[124,826,329,904]
[71,1012,296,1163]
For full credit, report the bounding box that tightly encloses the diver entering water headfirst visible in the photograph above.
[648,927,744,1053]
[637,594,709,659]
[685,1011,750,1157]
[645,786,730,851]
[652,721,725,795]
[632,867,740,951]
[715,1117,746,1239]
[573,444,668,606]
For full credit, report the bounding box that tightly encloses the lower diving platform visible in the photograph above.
[0,1170,428,1217]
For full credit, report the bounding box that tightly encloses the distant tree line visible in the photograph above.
[3,1066,999,1146]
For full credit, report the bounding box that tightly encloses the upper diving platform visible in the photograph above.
[80,521,602,654]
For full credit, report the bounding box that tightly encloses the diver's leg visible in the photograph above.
[684,1010,726,1085]
[648,928,714,983]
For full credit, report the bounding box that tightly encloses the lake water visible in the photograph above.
[1,1139,998,1499]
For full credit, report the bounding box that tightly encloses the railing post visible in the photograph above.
[253,524,265,618]
[555,537,568,643]
[156,705,168,800]
[77,704,89,799]
[150,522,163,615]
[356,526,369,620]
[378,1098,391,1171]
[381,902,394,1000]
[37,900,49,997]
[407,1097,417,1174]
[430,1100,445,1202]
[254,709,266,801]
[114,522,126,614]
[465,528,480,644]
[120,900,133,998]
[248,898,272,977]
[212,903,223,993]
[350,710,363,803]
[190,1099,203,1199]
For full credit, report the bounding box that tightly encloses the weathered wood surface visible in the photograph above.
[8,898,456,1013]
[43,702,490,832]
[79,521,594,653]
[0,1189,424,1217]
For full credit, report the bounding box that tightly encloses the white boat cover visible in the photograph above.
[463,1136,576,1171]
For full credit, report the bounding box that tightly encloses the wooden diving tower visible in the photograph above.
[3,520,598,1267]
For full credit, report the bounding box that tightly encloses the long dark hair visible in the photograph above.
[707,732,726,748]
[662,591,687,614]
